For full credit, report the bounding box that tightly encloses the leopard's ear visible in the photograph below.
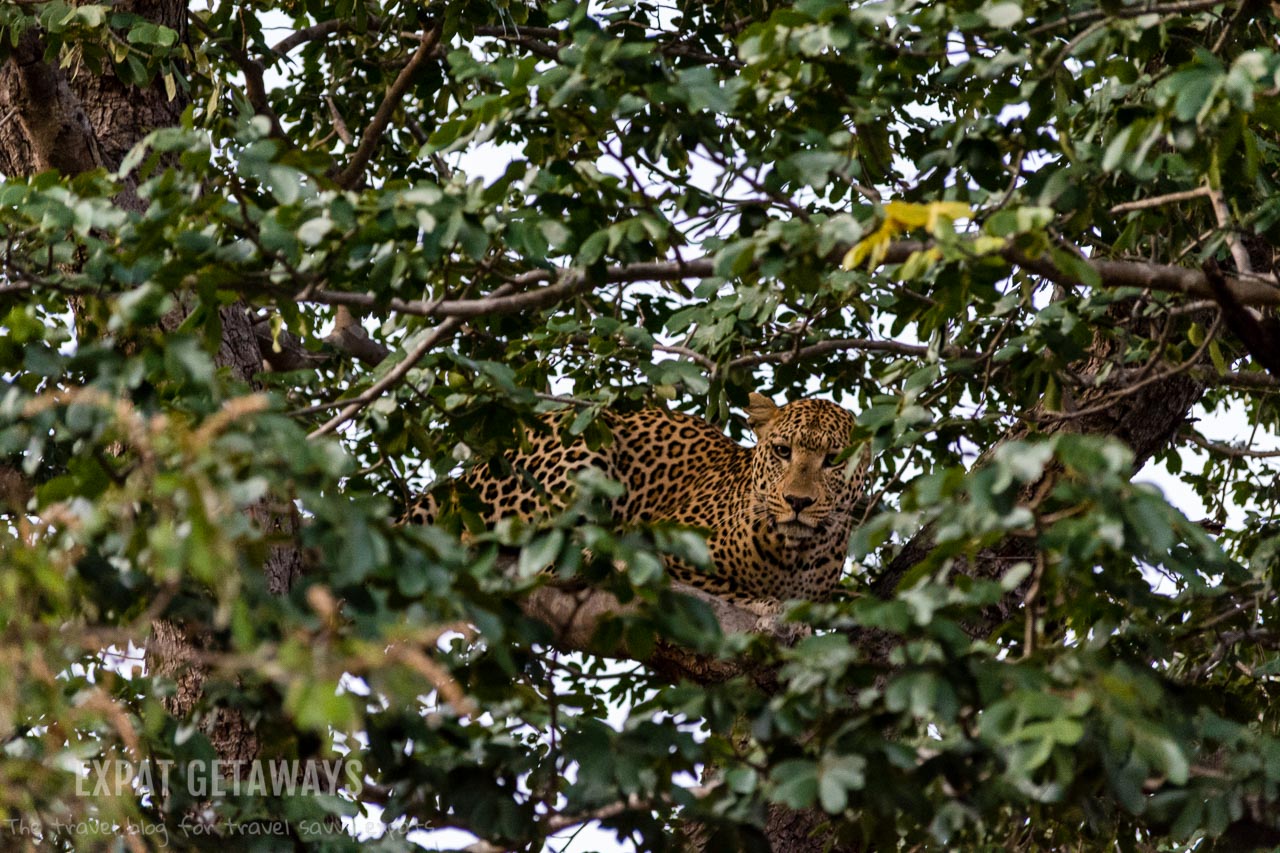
[745,393,779,439]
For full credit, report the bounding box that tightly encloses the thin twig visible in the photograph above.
[462,784,718,853]
[653,343,716,371]
[1023,552,1046,658]
[1207,187,1253,276]
[388,643,477,717]
[1183,430,1280,458]
[1110,187,1211,214]
[1166,299,1220,316]
[1052,17,1110,64]
[1212,0,1253,52]
[1027,0,1225,36]
[325,95,354,146]
[307,314,463,438]
[728,337,980,369]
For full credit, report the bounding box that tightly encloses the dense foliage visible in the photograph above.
[3,0,1280,850]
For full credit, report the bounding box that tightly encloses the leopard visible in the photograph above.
[406,394,868,605]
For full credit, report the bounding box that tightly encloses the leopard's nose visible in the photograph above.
[784,495,815,513]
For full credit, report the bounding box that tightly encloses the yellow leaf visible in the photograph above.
[899,248,942,280]
[926,201,972,232]
[841,244,863,270]
[841,200,972,270]
[884,201,932,228]
[1209,340,1227,375]
[842,236,877,270]
[971,235,1007,255]
[844,222,896,269]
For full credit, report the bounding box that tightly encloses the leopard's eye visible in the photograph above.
[773,444,792,460]
[824,452,842,468]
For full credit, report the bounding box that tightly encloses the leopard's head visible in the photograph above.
[746,394,865,544]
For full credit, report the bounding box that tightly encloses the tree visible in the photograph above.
[3,0,1280,850]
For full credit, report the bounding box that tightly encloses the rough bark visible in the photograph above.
[0,30,102,178]
[0,463,31,513]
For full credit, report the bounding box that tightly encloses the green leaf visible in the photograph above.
[817,754,866,812]
[982,1,1023,28]
[770,759,818,809]
[518,529,565,578]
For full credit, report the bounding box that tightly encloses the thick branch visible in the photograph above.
[252,313,391,371]
[19,240,1279,334]
[1203,258,1280,377]
[295,261,631,318]
[289,242,1280,323]
[522,583,778,686]
[271,18,354,55]
[1200,368,1280,390]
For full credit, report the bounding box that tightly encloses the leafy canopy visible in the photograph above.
[3,0,1280,850]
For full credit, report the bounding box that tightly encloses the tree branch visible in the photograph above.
[462,784,719,853]
[1202,258,1280,376]
[1208,187,1254,276]
[1203,368,1280,390]
[270,18,355,56]
[288,242,1280,323]
[521,582,781,686]
[294,260,639,318]
[1027,0,1227,35]
[268,18,739,72]
[306,313,464,438]
[1183,429,1280,458]
[1110,187,1211,214]
[727,337,981,370]
[19,233,1280,332]
[333,22,443,190]
[189,13,292,146]
[251,314,391,371]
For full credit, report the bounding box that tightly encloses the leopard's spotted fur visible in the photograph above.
[407,394,867,603]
